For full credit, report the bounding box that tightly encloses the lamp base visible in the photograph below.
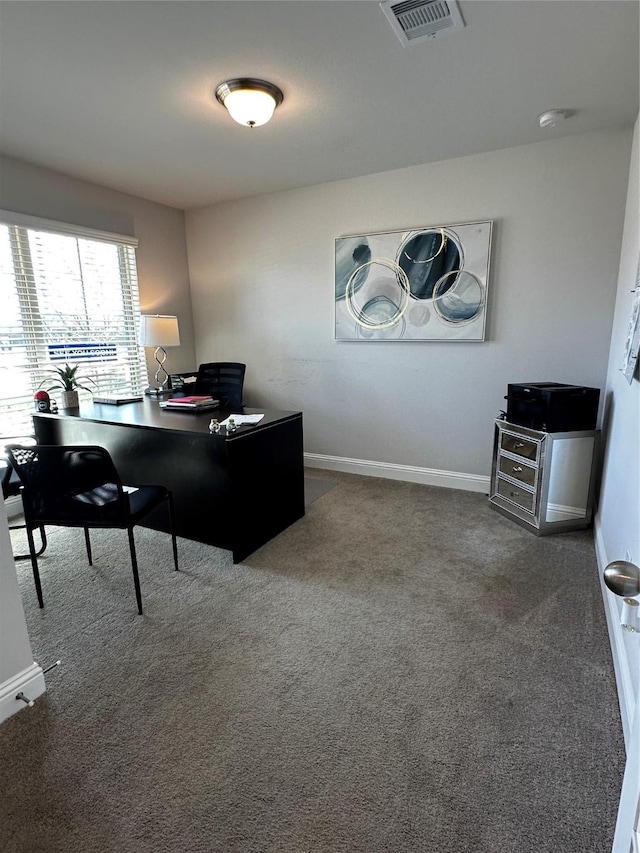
[144,387,172,398]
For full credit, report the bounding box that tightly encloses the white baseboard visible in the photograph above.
[0,662,46,725]
[594,515,636,749]
[304,452,490,494]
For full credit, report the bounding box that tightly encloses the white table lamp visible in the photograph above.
[139,314,180,395]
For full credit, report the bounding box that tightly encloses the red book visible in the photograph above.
[167,395,213,404]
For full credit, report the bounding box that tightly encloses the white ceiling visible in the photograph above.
[0,1,638,211]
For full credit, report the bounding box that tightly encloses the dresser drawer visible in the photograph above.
[498,454,537,487]
[500,431,539,462]
[496,477,534,512]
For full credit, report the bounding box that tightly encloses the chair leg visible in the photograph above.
[127,527,143,615]
[167,493,179,571]
[34,526,47,557]
[84,527,92,565]
[11,523,47,561]
[25,525,44,608]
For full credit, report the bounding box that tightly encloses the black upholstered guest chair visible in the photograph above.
[194,362,246,409]
[6,444,179,615]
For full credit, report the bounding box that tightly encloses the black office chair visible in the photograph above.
[6,444,179,615]
[194,362,246,409]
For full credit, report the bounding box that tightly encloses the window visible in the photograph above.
[0,210,146,437]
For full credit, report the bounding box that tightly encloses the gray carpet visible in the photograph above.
[0,471,625,853]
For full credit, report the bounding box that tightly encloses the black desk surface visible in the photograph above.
[36,399,301,437]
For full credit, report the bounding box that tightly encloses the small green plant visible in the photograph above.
[40,363,96,393]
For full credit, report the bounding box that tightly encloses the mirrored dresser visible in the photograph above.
[489,419,600,535]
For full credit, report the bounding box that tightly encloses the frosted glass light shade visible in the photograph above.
[215,78,284,128]
[139,315,180,347]
[224,89,276,127]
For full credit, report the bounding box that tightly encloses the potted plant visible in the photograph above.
[40,363,95,410]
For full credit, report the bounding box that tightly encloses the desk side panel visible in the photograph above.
[228,414,305,563]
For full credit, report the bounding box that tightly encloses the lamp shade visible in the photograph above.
[139,315,180,347]
[223,89,276,127]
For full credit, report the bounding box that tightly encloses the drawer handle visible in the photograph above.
[514,442,525,448]
[509,490,520,497]
[512,465,523,472]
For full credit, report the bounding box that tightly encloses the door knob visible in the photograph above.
[604,560,640,633]
[604,560,640,598]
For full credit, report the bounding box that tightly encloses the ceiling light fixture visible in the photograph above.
[538,109,567,129]
[215,78,284,128]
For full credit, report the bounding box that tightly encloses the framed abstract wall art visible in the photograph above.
[335,220,493,341]
[621,253,640,384]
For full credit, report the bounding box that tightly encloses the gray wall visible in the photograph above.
[0,155,196,382]
[185,128,632,478]
[1,130,632,482]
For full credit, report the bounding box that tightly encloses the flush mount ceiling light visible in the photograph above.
[215,78,284,128]
[538,109,568,128]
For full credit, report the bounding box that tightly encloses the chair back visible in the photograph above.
[2,436,35,499]
[6,444,128,527]
[1,459,21,500]
[194,362,246,409]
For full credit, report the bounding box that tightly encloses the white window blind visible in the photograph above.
[0,211,146,438]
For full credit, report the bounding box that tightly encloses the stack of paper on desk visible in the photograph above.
[219,414,264,426]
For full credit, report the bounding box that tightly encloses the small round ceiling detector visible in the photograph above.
[538,109,568,129]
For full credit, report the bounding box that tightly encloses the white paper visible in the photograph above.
[218,414,264,427]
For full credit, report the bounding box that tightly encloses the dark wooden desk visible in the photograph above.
[33,401,305,563]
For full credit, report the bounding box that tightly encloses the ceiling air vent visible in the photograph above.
[380,0,465,46]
